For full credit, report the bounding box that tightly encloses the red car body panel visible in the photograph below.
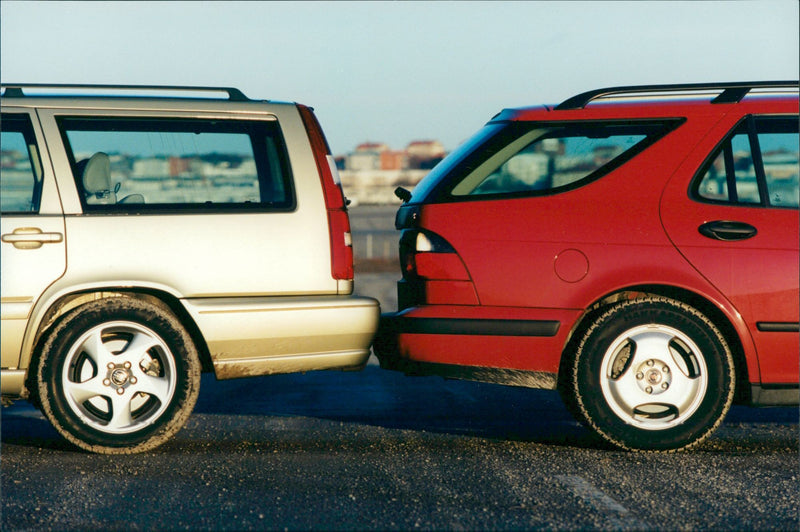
[660,102,800,384]
[375,86,799,405]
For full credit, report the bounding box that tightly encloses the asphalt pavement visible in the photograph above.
[2,213,798,530]
[2,363,798,531]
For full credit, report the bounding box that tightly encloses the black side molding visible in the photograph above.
[756,322,800,332]
[384,316,560,337]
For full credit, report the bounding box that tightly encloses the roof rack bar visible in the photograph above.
[555,81,798,111]
[0,83,250,102]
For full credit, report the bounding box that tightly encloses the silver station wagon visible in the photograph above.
[0,84,380,453]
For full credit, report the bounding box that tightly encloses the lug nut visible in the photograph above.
[124,361,131,369]
[636,372,644,380]
[107,363,115,369]
[130,377,137,384]
[646,360,654,367]
[662,382,669,390]
[103,378,111,386]
[116,388,125,395]
[662,366,670,373]
[645,386,653,394]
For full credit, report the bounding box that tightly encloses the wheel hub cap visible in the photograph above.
[103,361,138,394]
[635,359,672,395]
[110,368,129,386]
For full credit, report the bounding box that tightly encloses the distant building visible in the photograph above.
[338,139,448,204]
[406,139,445,158]
[406,140,445,169]
[345,141,388,171]
[346,151,382,171]
[132,157,170,179]
[355,142,389,153]
[169,156,191,177]
[380,150,406,171]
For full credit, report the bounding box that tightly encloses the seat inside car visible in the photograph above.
[80,151,144,204]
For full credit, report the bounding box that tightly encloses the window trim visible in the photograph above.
[431,118,684,203]
[56,115,297,214]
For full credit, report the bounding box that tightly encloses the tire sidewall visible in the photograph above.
[38,298,200,453]
[575,298,733,451]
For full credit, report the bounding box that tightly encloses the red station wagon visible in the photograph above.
[374,82,799,452]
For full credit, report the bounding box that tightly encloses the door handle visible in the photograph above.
[698,221,757,241]
[1,227,64,249]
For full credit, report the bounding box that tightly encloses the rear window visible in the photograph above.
[58,117,294,211]
[446,121,676,199]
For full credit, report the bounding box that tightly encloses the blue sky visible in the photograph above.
[2,1,798,155]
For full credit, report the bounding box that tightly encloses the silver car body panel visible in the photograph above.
[1,94,379,396]
[183,295,379,379]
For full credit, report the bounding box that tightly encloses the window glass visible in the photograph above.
[450,123,665,197]
[1,114,43,213]
[697,149,729,201]
[759,119,799,208]
[697,117,798,208]
[58,117,293,210]
[729,129,761,204]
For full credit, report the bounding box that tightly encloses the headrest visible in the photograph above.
[82,152,111,193]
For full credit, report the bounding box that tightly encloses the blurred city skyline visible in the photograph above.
[2,1,798,155]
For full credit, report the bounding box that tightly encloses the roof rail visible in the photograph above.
[0,83,250,102]
[555,81,799,111]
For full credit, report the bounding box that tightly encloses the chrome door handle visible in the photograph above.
[1,227,64,249]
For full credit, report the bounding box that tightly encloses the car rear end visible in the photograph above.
[373,107,581,386]
[373,82,799,452]
[187,102,381,378]
[372,91,755,385]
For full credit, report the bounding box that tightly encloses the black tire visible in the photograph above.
[563,296,734,452]
[36,297,200,454]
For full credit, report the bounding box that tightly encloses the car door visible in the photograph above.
[661,114,799,384]
[1,109,67,369]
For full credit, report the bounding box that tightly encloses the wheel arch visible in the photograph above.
[25,288,213,401]
[558,284,752,404]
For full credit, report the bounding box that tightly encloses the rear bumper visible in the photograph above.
[374,305,583,387]
[183,295,380,379]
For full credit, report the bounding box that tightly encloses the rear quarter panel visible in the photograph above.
[421,111,728,312]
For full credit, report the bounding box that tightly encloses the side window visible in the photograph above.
[1,114,43,213]
[760,119,799,208]
[57,117,294,211]
[696,116,798,208]
[450,122,669,197]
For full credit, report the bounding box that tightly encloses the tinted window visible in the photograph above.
[696,116,798,208]
[448,122,672,198]
[58,117,294,211]
[1,114,43,213]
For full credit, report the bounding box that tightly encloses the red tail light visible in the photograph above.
[298,104,353,281]
[399,229,478,306]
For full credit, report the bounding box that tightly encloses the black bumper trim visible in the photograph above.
[756,322,799,332]
[382,315,560,337]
